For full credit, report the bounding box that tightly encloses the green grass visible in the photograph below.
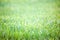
[0,0,60,40]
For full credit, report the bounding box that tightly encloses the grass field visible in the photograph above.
[0,0,60,40]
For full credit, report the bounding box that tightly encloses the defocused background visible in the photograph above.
[0,0,60,40]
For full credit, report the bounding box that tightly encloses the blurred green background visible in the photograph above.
[0,0,60,40]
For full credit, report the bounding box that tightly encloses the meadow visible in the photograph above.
[0,0,60,40]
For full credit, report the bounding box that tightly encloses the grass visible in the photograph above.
[0,0,60,40]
